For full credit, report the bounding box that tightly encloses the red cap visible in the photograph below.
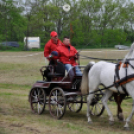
[50,31,58,37]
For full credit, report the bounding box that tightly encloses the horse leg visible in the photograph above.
[87,93,94,123]
[119,94,126,120]
[123,84,134,129]
[113,94,125,121]
[101,90,114,124]
[124,100,134,129]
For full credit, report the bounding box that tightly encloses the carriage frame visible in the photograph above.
[28,61,105,119]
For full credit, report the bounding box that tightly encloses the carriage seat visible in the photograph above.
[47,62,65,77]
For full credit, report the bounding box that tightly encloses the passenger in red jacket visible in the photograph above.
[56,36,82,76]
[44,31,62,60]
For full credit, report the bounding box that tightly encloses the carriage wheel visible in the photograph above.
[49,87,66,119]
[90,92,105,116]
[30,88,46,114]
[68,95,83,113]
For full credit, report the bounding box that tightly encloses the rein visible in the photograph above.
[80,55,134,62]
[87,84,115,95]
[80,55,122,62]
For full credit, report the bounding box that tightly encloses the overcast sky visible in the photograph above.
[13,0,134,6]
[129,0,134,2]
[22,0,134,3]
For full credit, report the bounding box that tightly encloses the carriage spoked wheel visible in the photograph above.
[49,87,66,119]
[90,90,105,116]
[67,95,83,113]
[30,88,46,114]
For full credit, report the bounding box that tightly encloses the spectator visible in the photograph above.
[44,31,62,60]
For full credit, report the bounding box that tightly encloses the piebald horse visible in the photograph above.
[81,43,134,129]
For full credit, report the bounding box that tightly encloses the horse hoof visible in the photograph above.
[88,121,93,124]
[109,121,114,125]
[118,117,124,122]
[118,113,124,121]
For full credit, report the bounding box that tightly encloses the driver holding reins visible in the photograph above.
[55,36,82,76]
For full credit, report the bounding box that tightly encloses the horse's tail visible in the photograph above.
[80,62,95,95]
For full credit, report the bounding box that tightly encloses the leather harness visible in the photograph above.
[114,60,134,95]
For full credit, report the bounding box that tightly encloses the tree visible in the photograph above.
[0,0,26,42]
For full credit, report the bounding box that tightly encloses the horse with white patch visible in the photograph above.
[81,43,134,129]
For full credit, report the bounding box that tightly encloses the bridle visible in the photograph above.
[114,58,134,95]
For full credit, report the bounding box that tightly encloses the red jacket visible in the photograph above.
[44,39,62,57]
[56,44,78,66]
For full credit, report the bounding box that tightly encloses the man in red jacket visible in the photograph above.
[56,36,82,76]
[44,31,62,59]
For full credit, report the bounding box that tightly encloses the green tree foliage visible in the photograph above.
[0,0,27,42]
[1,0,134,48]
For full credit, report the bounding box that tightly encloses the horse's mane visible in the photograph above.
[123,43,134,63]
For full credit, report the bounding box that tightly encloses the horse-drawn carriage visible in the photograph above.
[28,61,104,119]
[29,43,134,129]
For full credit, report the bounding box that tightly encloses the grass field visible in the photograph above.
[0,50,134,134]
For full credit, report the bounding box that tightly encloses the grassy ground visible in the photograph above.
[0,50,134,134]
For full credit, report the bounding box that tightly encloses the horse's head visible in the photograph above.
[123,42,134,62]
[130,42,134,51]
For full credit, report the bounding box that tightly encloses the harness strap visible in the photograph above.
[114,75,120,94]
[115,62,121,77]
[115,75,134,85]
[114,62,122,94]
[128,61,134,69]
[114,61,128,95]
[88,83,114,95]
[123,63,129,68]
[124,61,128,95]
